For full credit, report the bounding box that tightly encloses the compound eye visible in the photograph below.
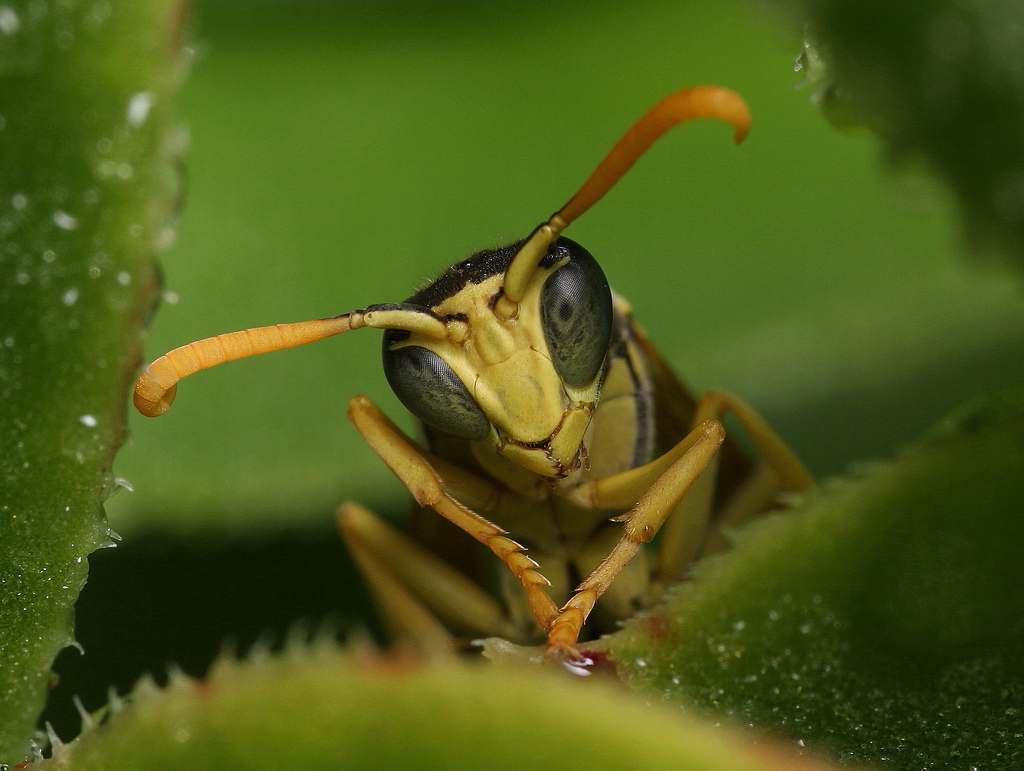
[540,245,613,387]
[382,343,490,440]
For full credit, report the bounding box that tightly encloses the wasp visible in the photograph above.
[133,87,813,664]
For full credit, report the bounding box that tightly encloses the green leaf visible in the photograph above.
[0,0,186,760]
[607,386,1024,768]
[38,645,847,771]
[788,0,1024,264]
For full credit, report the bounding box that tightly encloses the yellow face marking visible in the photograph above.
[388,260,606,478]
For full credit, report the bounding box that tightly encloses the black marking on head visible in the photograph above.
[382,237,592,350]
[407,237,577,311]
[363,302,442,317]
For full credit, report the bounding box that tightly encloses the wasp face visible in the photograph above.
[382,238,613,479]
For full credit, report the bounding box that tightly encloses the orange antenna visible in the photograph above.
[498,86,750,313]
[134,305,447,417]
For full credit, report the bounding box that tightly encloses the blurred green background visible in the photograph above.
[47,0,1024,738]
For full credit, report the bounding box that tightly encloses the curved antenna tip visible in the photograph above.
[554,85,751,228]
[501,85,752,306]
[734,120,750,144]
[680,85,751,144]
[133,381,176,418]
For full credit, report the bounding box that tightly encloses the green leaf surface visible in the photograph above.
[608,386,1024,768]
[788,0,1024,264]
[38,646,847,771]
[0,0,185,760]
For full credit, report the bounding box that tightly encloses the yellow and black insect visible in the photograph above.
[134,87,813,664]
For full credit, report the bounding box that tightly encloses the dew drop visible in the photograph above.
[61,287,79,306]
[126,91,154,126]
[52,210,78,231]
[157,225,176,250]
[11,192,26,210]
[79,414,97,427]
[0,6,19,35]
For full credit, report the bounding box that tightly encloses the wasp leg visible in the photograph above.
[338,504,455,656]
[655,390,813,583]
[694,462,779,560]
[649,451,720,587]
[694,390,813,492]
[680,390,814,564]
[571,522,653,624]
[337,502,515,654]
[552,420,726,654]
[347,394,560,633]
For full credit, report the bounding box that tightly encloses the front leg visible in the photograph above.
[347,395,560,632]
[553,390,813,656]
[551,420,726,655]
[656,390,814,580]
